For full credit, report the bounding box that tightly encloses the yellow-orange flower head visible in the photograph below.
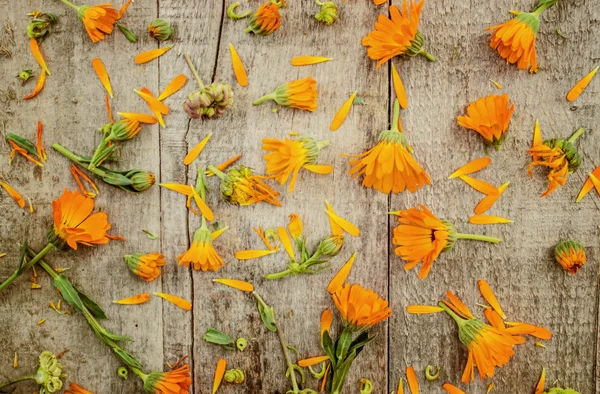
[245,1,282,36]
[486,12,540,73]
[345,99,430,194]
[362,0,435,69]
[332,283,391,331]
[143,364,192,394]
[262,135,332,192]
[177,225,225,271]
[457,94,515,150]
[77,4,118,43]
[217,165,281,207]
[555,240,586,274]
[125,252,166,282]
[254,77,318,112]
[49,189,111,250]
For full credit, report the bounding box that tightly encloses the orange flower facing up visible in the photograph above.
[527,122,583,197]
[125,252,166,282]
[262,135,332,192]
[245,1,283,35]
[254,77,318,111]
[49,189,111,250]
[142,364,192,394]
[391,204,501,279]
[555,240,586,274]
[177,221,225,271]
[209,165,281,207]
[457,94,515,150]
[332,283,391,331]
[362,0,435,69]
[344,99,431,194]
[59,0,119,43]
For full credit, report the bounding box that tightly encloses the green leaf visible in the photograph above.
[353,97,367,105]
[203,328,235,348]
[99,325,133,342]
[75,287,107,319]
[53,274,85,313]
[6,133,38,157]
[322,331,336,369]
[113,347,143,370]
[257,299,276,332]
[142,229,158,240]
[348,332,374,356]
[335,328,353,361]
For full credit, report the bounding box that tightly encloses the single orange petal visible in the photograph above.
[160,183,194,196]
[229,43,248,87]
[118,112,157,124]
[298,355,330,367]
[320,309,332,335]
[105,94,114,123]
[505,322,552,340]
[191,188,214,221]
[235,249,276,260]
[23,70,46,100]
[36,121,46,162]
[154,292,192,311]
[91,58,113,98]
[324,205,360,236]
[406,366,419,394]
[391,63,408,109]
[206,154,243,177]
[330,91,357,131]
[474,181,510,215]
[303,164,333,174]
[469,215,512,225]
[134,45,174,64]
[406,305,444,314]
[567,66,598,102]
[211,227,228,241]
[29,38,50,75]
[576,166,600,202]
[118,0,133,19]
[71,163,99,196]
[534,367,546,394]
[184,134,212,166]
[0,182,25,208]
[113,293,151,305]
[532,119,542,148]
[448,157,491,179]
[397,377,404,394]
[290,56,332,66]
[325,201,343,237]
[278,226,295,260]
[478,280,506,319]
[213,278,254,292]
[135,89,170,114]
[321,364,330,393]
[459,175,499,195]
[157,74,188,101]
[442,383,466,394]
[327,252,356,294]
[212,358,226,394]
[588,173,600,195]
[487,383,494,393]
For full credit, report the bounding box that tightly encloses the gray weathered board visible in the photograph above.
[0,0,598,393]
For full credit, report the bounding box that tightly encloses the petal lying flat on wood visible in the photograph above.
[397,377,404,394]
[135,89,170,114]
[0,182,25,208]
[160,183,194,196]
[157,74,187,101]
[134,45,174,64]
[91,58,113,98]
[478,280,506,319]
[290,56,332,66]
[459,175,499,195]
[448,157,491,179]
[36,121,46,162]
[234,249,276,260]
[113,293,151,305]
[320,309,332,335]
[505,322,552,340]
[327,252,356,294]
[532,119,542,148]
[190,188,214,221]
[229,43,248,87]
[213,278,254,292]
[212,358,227,394]
[303,164,333,174]
[184,134,212,165]
[487,383,494,393]
[118,112,157,124]
[484,308,505,329]
[298,355,330,367]
[330,91,357,131]
[534,367,546,394]
[23,70,46,100]
[406,305,444,314]
[30,38,50,75]
[154,292,192,311]
[325,201,343,237]
[576,166,600,202]
[406,366,419,394]
[566,66,598,102]
[474,181,510,214]
[442,383,466,394]
[278,226,295,260]
[324,205,360,236]
[391,63,408,109]
[469,215,512,224]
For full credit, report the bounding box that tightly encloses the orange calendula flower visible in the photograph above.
[262,135,332,192]
[142,364,192,394]
[567,66,598,102]
[332,283,391,330]
[65,382,94,394]
[555,240,586,274]
[59,0,119,43]
[154,292,192,311]
[344,99,430,194]
[125,252,166,282]
[254,77,318,111]
[391,204,501,279]
[527,124,584,197]
[135,45,174,65]
[177,222,225,271]
[362,0,435,69]
[0,181,25,208]
[114,293,151,305]
[245,1,283,35]
[457,94,514,150]
[210,165,282,207]
[213,278,254,292]
[49,189,111,250]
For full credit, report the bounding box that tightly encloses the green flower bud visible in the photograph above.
[109,119,141,141]
[128,170,156,192]
[148,18,175,41]
[315,0,338,25]
[317,235,344,257]
[236,337,248,351]
[224,369,245,384]
[17,69,34,82]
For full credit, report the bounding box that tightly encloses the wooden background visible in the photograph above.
[0,0,598,393]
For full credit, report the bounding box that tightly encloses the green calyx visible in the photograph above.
[425,365,440,381]
[124,253,143,273]
[543,138,582,173]
[377,99,409,147]
[193,226,212,243]
[148,18,174,41]
[405,31,436,61]
[516,12,540,34]
[545,389,580,394]
[359,378,373,394]
[47,228,69,251]
[555,240,585,256]
[441,220,458,252]
[142,371,164,394]
[315,0,338,25]
[300,136,329,165]
[457,318,485,347]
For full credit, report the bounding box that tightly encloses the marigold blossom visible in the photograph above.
[254,77,318,111]
[125,252,166,282]
[332,283,391,331]
[555,240,586,274]
[178,223,225,272]
[457,94,514,150]
[245,1,282,35]
[211,165,281,207]
[142,364,192,394]
[60,0,119,43]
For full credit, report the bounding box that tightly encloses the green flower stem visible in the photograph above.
[253,93,276,106]
[438,301,466,328]
[456,233,502,244]
[316,140,330,150]
[274,320,300,393]
[391,99,400,132]
[419,48,436,62]
[196,167,208,200]
[184,54,205,90]
[265,269,292,280]
[568,127,585,144]
[0,243,54,292]
[52,143,108,177]
[207,165,226,180]
[59,0,79,11]
[227,2,251,19]
[0,375,36,389]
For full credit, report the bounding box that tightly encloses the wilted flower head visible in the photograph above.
[254,77,318,112]
[457,94,515,150]
[214,165,281,207]
[35,351,66,394]
[332,283,391,331]
[177,224,225,271]
[184,82,234,119]
[555,240,586,274]
[314,0,338,25]
[125,252,166,282]
[245,1,283,35]
[76,4,118,43]
[148,18,174,41]
[142,364,192,394]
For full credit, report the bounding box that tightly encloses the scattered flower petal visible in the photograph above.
[30,38,50,75]
[469,215,512,224]
[184,134,212,166]
[324,203,360,236]
[134,45,174,64]
[212,358,227,394]
[290,56,332,66]
[534,367,546,394]
[91,58,113,98]
[474,181,509,215]
[478,280,506,319]
[298,355,330,367]
[157,74,187,101]
[0,182,25,208]
[406,366,419,394]
[327,252,356,294]
[114,293,151,305]
[391,63,408,109]
[213,278,254,292]
[154,292,192,311]
[229,43,248,87]
[235,249,276,260]
[442,383,465,394]
[459,175,499,195]
[406,305,444,314]
[23,70,46,100]
[567,66,598,102]
[330,91,357,131]
[448,157,491,179]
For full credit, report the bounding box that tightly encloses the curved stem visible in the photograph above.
[265,269,291,280]
[0,243,54,292]
[438,302,466,327]
[60,0,79,11]
[456,233,502,244]
[207,165,226,180]
[391,99,400,132]
[274,320,300,393]
[419,48,436,62]
[184,54,205,90]
[316,140,330,150]
[0,375,36,389]
[253,93,276,106]
[568,127,585,144]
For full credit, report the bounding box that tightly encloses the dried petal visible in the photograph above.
[30,38,50,75]
[212,358,227,394]
[0,182,25,208]
[406,305,444,314]
[474,181,510,215]
[459,175,499,195]
[23,70,46,100]
[406,366,418,394]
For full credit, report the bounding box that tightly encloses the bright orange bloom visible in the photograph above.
[76,4,119,43]
[332,283,391,330]
[245,1,282,35]
[457,94,514,150]
[50,189,111,250]
[143,364,192,394]
[486,12,540,73]
[125,252,166,282]
[254,77,318,111]
[262,135,332,192]
[555,240,586,274]
[177,224,225,271]
[391,204,454,279]
[65,382,94,394]
[362,1,434,69]
[344,99,430,194]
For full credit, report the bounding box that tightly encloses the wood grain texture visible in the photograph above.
[0,0,598,393]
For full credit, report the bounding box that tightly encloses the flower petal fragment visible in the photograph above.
[391,63,408,109]
[213,278,254,292]
[298,355,330,367]
[154,292,192,311]
[324,206,360,237]
[330,91,357,131]
[406,366,419,394]
[406,305,444,314]
[30,38,50,75]
[157,74,187,101]
[303,164,333,174]
[206,154,243,177]
[534,367,546,394]
[474,181,510,215]
[235,249,276,260]
[229,43,248,87]
[566,66,598,102]
[190,188,214,221]
[459,175,499,195]
[0,182,25,208]
[184,134,212,166]
[278,226,295,260]
[290,56,332,66]
[113,293,151,305]
[320,309,332,335]
[212,358,226,394]
[325,201,343,237]
[160,183,194,196]
[576,166,600,202]
[442,383,466,394]
[327,252,356,294]
[23,70,46,100]
[134,45,173,64]
[469,215,512,225]
[449,157,491,179]
[211,227,228,241]
[91,58,113,98]
[118,112,157,124]
[135,89,170,114]
[478,280,506,319]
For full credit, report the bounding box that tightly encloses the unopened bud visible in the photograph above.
[17,69,34,82]
[148,18,174,41]
[224,369,245,384]
[184,83,234,120]
[318,235,344,256]
[128,170,156,192]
